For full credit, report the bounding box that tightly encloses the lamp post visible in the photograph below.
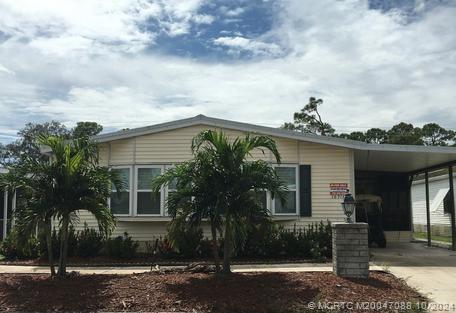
[341,190,356,223]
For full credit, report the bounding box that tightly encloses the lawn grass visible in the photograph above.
[413,232,452,243]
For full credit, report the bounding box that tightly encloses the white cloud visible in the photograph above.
[154,0,213,36]
[192,14,215,25]
[213,36,283,57]
[0,0,160,55]
[1,0,456,142]
[0,0,211,55]
[224,7,245,17]
[0,63,14,75]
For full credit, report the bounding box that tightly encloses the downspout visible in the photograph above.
[448,166,456,251]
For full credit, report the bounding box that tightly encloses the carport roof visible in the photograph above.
[353,149,455,173]
[93,114,456,174]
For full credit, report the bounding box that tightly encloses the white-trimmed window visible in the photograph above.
[109,163,299,217]
[135,166,163,215]
[110,166,132,216]
[273,165,299,215]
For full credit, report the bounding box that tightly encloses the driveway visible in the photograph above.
[370,242,456,307]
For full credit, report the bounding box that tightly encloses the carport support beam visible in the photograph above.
[449,166,456,251]
[425,171,431,247]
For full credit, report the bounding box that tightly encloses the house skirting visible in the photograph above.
[414,223,452,237]
[384,231,412,243]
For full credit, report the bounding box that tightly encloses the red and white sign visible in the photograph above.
[330,183,348,199]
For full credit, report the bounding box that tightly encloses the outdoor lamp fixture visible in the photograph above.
[341,190,356,223]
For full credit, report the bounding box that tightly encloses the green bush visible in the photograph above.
[38,225,78,259]
[76,226,104,257]
[173,227,205,258]
[199,238,217,259]
[236,220,332,260]
[105,232,139,259]
[0,230,39,260]
[156,237,178,259]
[237,220,280,257]
[160,220,332,261]
[156,231,219,259]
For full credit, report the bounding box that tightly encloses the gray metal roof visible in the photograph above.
[93,114,456,154]
[90,115,456,172]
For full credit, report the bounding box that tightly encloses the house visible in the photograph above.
[412,171,456,237]
[67,114,456,248]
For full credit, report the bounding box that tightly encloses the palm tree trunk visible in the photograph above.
[45,218,55,276]
[210,219,220,274]
[222,215,232,274]
[57,215,69,277]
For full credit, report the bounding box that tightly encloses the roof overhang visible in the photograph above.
[354,149,456,173]
[90,114,456,174]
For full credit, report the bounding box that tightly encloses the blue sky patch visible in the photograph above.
[145,0,279,60]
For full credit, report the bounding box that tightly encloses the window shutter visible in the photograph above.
[299,165,312,217]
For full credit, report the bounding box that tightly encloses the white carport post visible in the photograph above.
[425,172,431,247]
[449,166,456,251]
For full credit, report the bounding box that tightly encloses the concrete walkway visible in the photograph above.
[370,242,456,308]
[0,262,384,274]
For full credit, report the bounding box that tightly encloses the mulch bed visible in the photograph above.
[0,271,424,313]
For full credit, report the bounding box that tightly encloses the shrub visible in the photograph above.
[0,230,39,260]
[105,232,139,259]
[235,220,332,260]
[144,239,158,257]
[237,220,280,257]
[38,225,78,258]
[173,227,205,259]
[76,225,104,257]
[156,237,178,259]
[199,238,216,259]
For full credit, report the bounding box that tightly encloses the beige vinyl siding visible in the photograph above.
[98,144,109,166]
[279,141,350,229]
[73,124,352,240]
[70,211,169,240]
[133,125,294,164]
[110,139,135,164]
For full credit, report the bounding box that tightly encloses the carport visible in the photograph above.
[352,144,456,251]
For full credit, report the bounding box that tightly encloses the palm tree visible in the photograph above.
[38,136,121,276]
[152,151,224,272]
[153,130,285,274]
[2,136,123,277]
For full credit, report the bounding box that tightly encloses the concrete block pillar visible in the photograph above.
[332,222,369,279]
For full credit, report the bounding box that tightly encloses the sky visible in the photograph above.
[0,0,455,143]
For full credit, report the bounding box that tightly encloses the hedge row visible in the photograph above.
[0,226,138,260]
[0,221,332,261]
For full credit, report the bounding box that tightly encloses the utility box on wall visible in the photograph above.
[332,223,369,279]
